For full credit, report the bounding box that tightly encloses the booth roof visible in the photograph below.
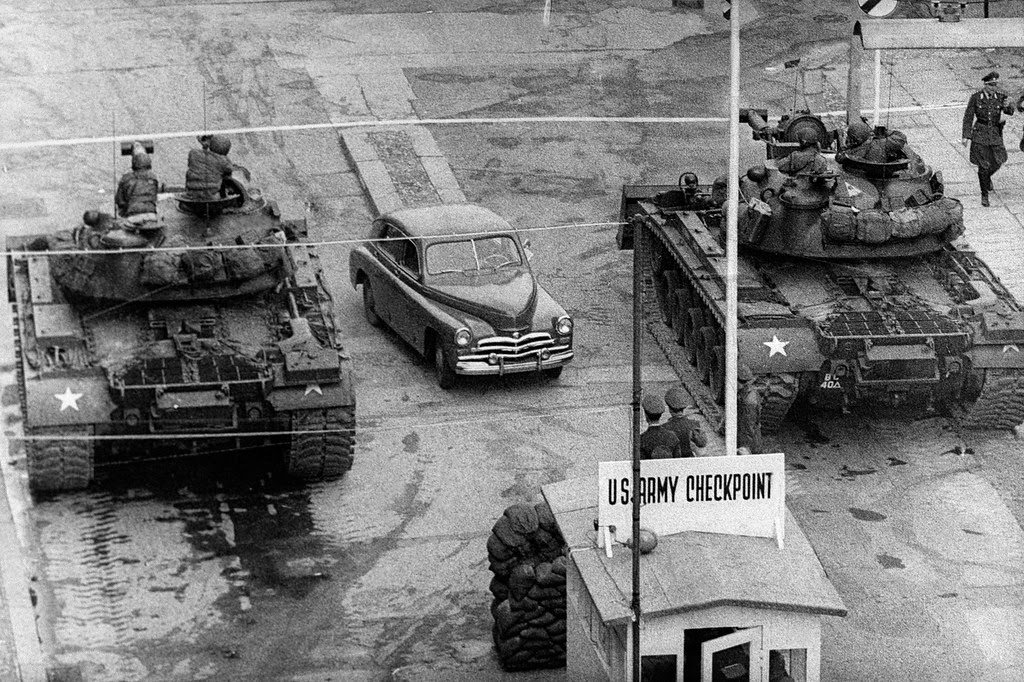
[542,478,847,626]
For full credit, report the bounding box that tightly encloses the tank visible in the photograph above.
[7,143,356,493]
[619,110,1024,434]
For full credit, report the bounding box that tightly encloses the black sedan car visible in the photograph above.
[349,204,574,388]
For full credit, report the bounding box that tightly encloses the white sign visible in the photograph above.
[598,453,786,544]
[859,0,898,18]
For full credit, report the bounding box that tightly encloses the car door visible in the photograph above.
[375,222,421,345]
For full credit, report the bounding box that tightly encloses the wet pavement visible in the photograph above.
[1,1,1024,680]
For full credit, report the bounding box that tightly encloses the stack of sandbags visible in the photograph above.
[487,501,568,671]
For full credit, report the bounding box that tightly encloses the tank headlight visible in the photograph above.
[832,363,849,378]
[556,316,573,336]
[945,359,962,375]
[454,328,472,347]
[247,406,263,421]
[124,409,140,427]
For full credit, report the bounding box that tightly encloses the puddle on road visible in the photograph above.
[849,507,887,522]
[876,553,906,569]
[887,457,907,466]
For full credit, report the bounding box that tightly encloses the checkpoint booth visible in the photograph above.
[543,454,846,682]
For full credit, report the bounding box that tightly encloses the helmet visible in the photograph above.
[131,152,152,170]
[208,135,231,155]
[737,364,754,382]
[797,129,818,148]
[846,121,871,146]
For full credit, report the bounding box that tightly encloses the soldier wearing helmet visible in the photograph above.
[837,120,909,165]
[638,392,682,460]
[776,129,830,176]
[114,143,160,218]
[185,134,234,197]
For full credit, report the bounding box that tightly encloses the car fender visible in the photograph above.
[349,246,375,289]
[530,285,570,328]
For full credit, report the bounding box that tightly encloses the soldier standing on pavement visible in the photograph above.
[639,393,682,460]
[736,365,763,455]
[663,386,707,458]
[962,71,1014,207]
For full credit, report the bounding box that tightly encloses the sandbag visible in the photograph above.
[182,249,225,283]
[822,208,857,242]
[504,503,539,536]
[890,207,924,239]
[223,247,265,280]
[856,211,893,243]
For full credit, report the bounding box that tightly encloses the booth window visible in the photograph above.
[769,648,807,682]
[641,654,678,681]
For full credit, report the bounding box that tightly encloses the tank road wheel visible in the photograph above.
[288,407,355,481]
[755,373,800,434]
[684,308,705,366]
[26,426,95,493]
[434,344,458,390]
[661,270,681,326]
[362,281,383,328]
[695,326,717,385]
[962,369,1024,430]
[710,346,726,405]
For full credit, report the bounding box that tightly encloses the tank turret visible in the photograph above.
[44,142,295,302]
[732,110,964,259]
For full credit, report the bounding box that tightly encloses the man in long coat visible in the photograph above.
[962,71,1014,207]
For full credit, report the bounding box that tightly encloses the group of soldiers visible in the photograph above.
[638,368,763,460]
[111,134,236,220]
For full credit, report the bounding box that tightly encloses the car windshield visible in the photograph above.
[425,236,523,275]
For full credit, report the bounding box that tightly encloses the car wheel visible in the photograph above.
[544,366,563,381]
[434,344,457,389]
[363,282,383,328]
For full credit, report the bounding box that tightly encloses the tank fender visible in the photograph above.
[268,375,354,412]
[737,326,825,374]
[25,372,115,428]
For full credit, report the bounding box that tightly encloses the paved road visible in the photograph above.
[1,1,1024,680]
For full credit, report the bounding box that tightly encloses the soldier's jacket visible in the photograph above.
[776,147,830,175]
[114,170,159,217]
[663,414,706,457]
[639,424,682,460]
[186,148,233,194]
[962,88,1014,146]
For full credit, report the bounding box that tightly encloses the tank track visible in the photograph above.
[756,373,799,435]
[26,426,95,493]
[287,407,355,481]
[962,369,1024,430]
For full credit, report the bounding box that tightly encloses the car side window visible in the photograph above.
[380,224,419,276]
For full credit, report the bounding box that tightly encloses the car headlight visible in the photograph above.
[454,328,472,347]
[556,316,573,336]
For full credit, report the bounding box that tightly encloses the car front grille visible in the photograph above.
[464,332,559,361]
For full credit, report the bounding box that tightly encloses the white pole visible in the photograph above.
[873,48,882,126]
[726,0,740,457]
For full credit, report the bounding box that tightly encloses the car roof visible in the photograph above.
[382,204,515,240]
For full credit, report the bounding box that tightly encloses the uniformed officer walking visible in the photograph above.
[962,71,1014,207]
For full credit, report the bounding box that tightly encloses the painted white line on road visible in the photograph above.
[0,103,969,152]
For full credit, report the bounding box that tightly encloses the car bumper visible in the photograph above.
[456,349,574,376]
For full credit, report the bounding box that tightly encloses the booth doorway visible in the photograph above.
[700,627,762,682]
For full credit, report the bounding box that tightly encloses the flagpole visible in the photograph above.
[725,0,740,458]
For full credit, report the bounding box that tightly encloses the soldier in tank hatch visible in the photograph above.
[962,71,1014,207]
[186,134,234,197]
[114,143,159,219]
[776,129,830,176]
[639,393,682,460]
